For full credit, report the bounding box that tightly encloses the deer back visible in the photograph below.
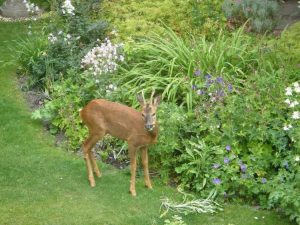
[80,99,158,146]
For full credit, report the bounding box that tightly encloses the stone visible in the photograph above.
[0,0,29,19]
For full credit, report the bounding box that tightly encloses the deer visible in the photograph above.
[80,91,161,196]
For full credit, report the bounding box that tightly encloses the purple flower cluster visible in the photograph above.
[191,69,233,104]
[261,178,267,184]
[240,163,247,173]
[224,157,230,164]
[212,178,221,185]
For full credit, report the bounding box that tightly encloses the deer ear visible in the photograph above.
[153,95,161,106]
[136,94,145,105]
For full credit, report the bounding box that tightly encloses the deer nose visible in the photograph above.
[145,124,154,130]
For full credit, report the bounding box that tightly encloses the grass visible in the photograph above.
[0,22,295,225]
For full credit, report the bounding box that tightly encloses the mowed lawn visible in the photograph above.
[0,22,294,225]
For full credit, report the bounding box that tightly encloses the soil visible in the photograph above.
[275,0,300,32]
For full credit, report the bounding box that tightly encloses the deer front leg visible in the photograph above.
[129,146,137,197]
[141,147,152,189]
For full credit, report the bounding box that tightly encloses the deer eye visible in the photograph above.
[142,113,145,118]
[152,113,156,117]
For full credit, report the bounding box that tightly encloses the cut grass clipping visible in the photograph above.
[160,189,223,217]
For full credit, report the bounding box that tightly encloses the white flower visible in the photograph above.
[66,34,71,39]
[284,99,291,104]
[295,86,300,93]
[285,87,293,96]
[289,101,299,108]
[295,155,300,162]
[81,38,124,77]
[283,124,292,131]
[292,111,300,119]
[62,0,75,15]
[293,82,299,88]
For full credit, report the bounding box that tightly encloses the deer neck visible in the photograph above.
[147,123,159,141]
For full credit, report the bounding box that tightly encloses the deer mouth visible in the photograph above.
[145,124,154,131]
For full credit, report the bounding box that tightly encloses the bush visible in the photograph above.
[16,0,108,89]
[222,0,279,33]
[190,0,226,37]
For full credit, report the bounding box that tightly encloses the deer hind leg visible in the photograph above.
[141,147,152,189]
[128,145,137,197]
[89,150,101,178]
[83,132,104,187]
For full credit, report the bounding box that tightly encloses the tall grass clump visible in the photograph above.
[117,27,259,111]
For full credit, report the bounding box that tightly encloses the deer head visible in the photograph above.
[137,90,161,132]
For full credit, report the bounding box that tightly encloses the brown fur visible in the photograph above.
[80,97,160,196]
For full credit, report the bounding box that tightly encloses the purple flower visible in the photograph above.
[225,145,231,152]
[191,84,197,90]
[261,178,267,184]
[212,178,221,185]
[216,89,225,97]
[216,77,224,84]
[224,157,230,164]
[240,164,247,173]
[194,69,201,76]
[228,84,233,92]
[205,74,212,80]
[212,163,220,169]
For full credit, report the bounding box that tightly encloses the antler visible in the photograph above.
[141,90,146,105]
[150,89,155,104]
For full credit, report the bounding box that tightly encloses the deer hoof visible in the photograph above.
[145,182,153,189]
[95,171,102,178]
[129,189,137,197]
[89,179,96,188]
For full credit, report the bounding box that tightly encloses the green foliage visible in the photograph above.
[15,0,108,89]
[222,0,279,33]
[101,0,192,39]
[117,27,260,111]
[149,102,186,182]
[272,22,300,65]
[190,0,226,37]
[13,35,48,87]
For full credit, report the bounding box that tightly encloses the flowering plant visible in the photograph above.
[81,38,124,77]
[191,70,233,115]
[61,0,75,16]
[283,81,300,132]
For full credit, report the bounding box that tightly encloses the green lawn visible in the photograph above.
[0,22,294,225]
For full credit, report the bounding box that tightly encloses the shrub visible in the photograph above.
[190,0,226,37]
[222,0,279,33]
[101,0,192,39]
[149,102,186,182]
[14,35,48,87]
[17,0,108,89]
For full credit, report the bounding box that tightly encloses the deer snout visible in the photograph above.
[145,124,154,131]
